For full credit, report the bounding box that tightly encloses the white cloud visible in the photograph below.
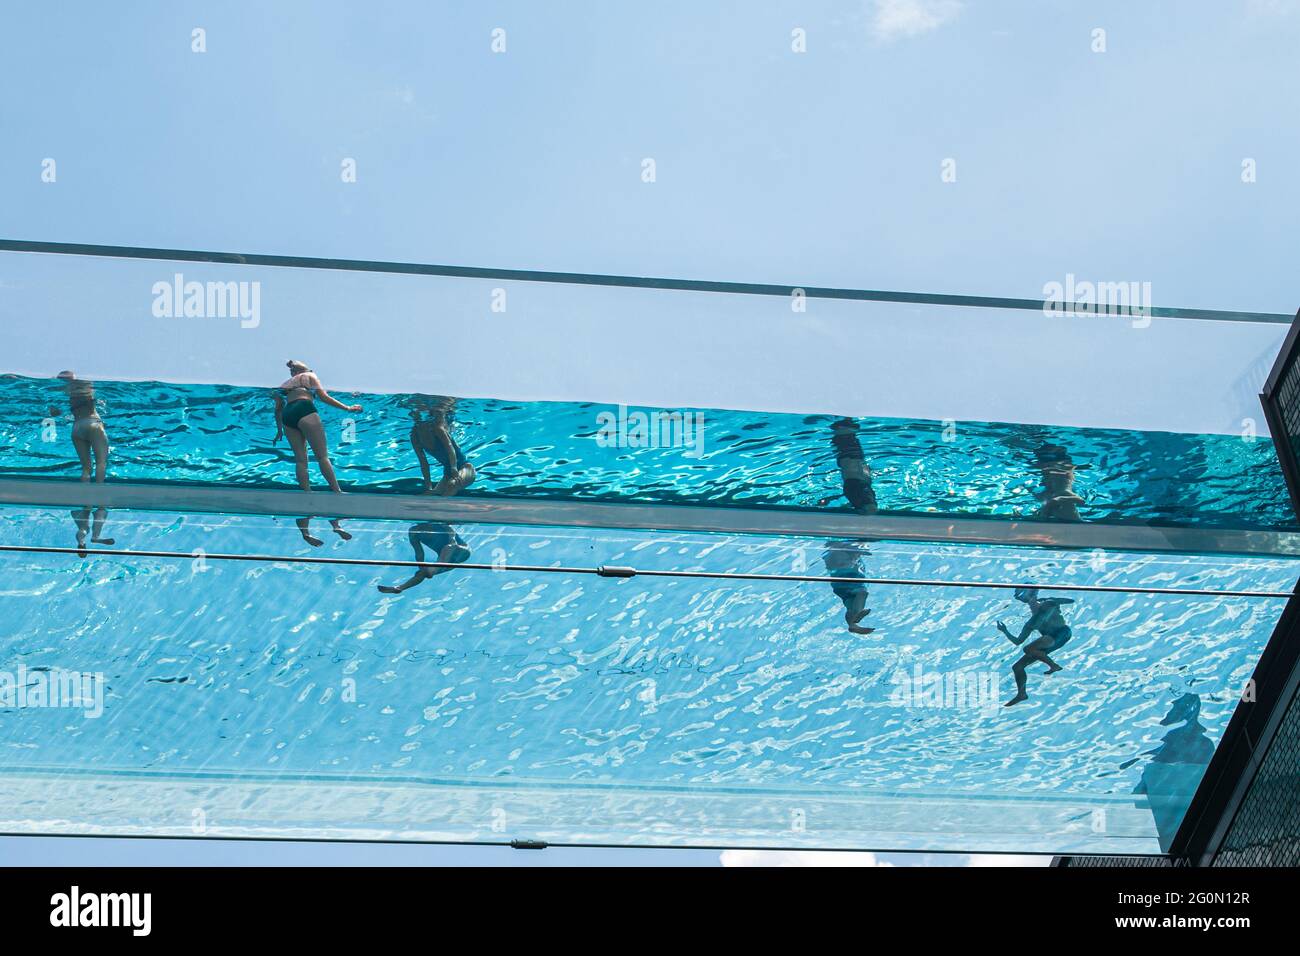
[871,0,964,42]
[720,850,893,867]
[1246,0,1300,16]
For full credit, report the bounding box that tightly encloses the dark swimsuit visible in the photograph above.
[828,564,868,608]
[414,422,467,470]
[282,398,318,431]
[410,522,471,563]
[1042,625,1072,651]
[831,423,877,512]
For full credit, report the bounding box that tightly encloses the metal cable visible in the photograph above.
[0,239,1290,323]
[0,543,1291,598]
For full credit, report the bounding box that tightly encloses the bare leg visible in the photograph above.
[284,426,312,491]
[1026,646,1062,674]
[298,415,341,493]
[295,517,323,547]
[88,422,109,482]
[1006,654,1031,706]
[433,463,477,496]
[71,508,90,557]
[845,590,868,625]
[91,507,114,545]
[71,434,93,481]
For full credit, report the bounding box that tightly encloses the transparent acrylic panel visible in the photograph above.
[0,248,1293,533]
[0,503,1291,853]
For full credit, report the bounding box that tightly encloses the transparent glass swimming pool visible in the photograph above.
[1,244,1296,853]
[0,375,1292,530]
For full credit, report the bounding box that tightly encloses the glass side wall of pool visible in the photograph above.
[0,375,1292,530]
[0,503,1291,852]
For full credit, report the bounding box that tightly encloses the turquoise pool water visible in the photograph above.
[0,502,1292,852]
[0,374,1292,529]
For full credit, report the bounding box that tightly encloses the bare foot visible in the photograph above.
[1004,692,1029,707]
[301,534,324,548]
[377,585,401,594]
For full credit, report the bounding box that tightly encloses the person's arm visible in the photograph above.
[312,375,362,413]
[997,618,1034,644]
[273,393,285,444]
[411,428,432,491]
[429,420,459,482]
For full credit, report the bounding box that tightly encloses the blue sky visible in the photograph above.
[1,0,1297,865]
[2,1,1296,434]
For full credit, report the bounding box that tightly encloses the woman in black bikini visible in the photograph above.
[274,360,362,546]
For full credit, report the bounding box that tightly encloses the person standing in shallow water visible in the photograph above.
[51,371,110,483]
[997,587,1076,707]
[1032,443,1086,521]
[818,418,878,515]
[273,360,362,546]
[409,400,476,496]
[50,371,115,554]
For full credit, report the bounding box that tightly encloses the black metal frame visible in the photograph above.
[1056,308,1300,868]
[1166,580,1300,864]
[1258,309,1300,518]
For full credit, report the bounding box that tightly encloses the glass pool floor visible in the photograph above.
[0,501,1292,853]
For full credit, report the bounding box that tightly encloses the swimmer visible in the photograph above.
[410,400,476,496]
[823,540,876,635]
[817,418,877,515]
[50,372,115,555]
[377,522,472,594]
[274,360,361,545]
[273,360,362,493]
[50,371,110,483]
[1033,444,1085,522]
[997,587,1076,707]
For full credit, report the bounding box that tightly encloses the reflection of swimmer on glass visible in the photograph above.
[410,400,476,496]
[997,587,1075,707]
[823,540,875,635]
[377,522,472,594]
[1032,443,1085,522]
[817,418,877,515]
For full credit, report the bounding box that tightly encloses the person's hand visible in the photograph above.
[996,621,1011,637]
[349,404,363,413]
